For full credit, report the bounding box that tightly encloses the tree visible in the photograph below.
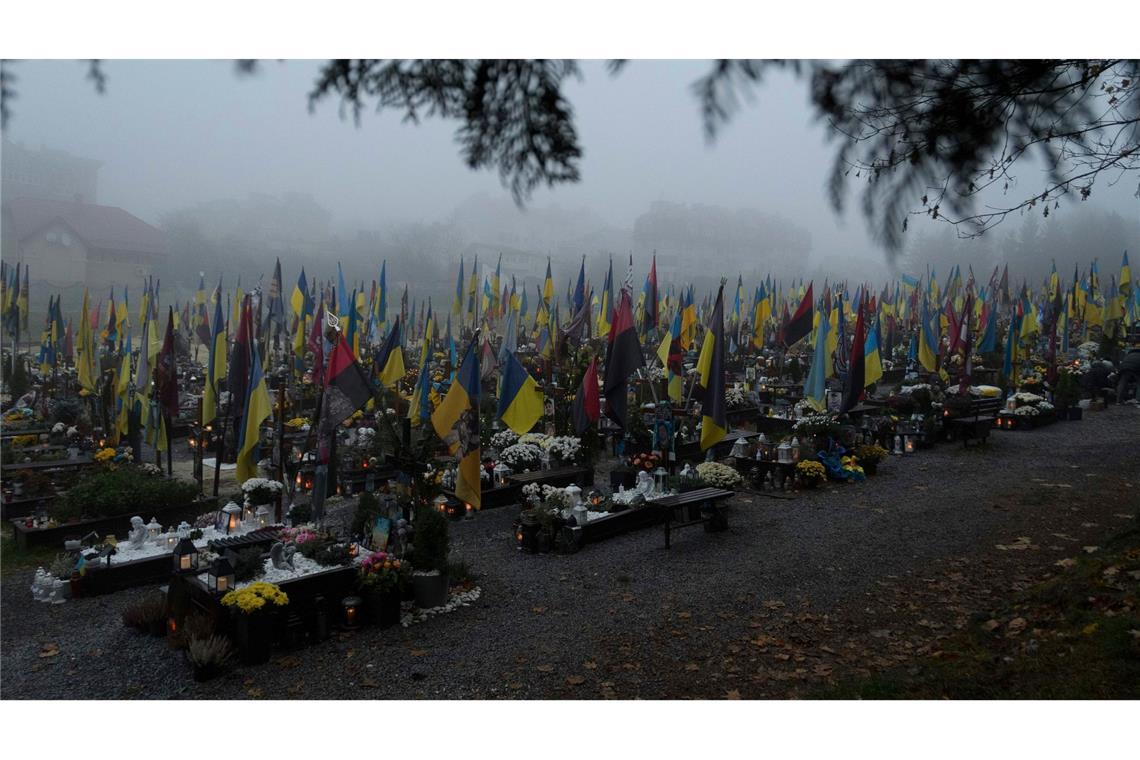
[3,58,1136,255]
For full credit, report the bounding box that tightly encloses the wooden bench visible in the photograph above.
[944,396,1002,446]
[649,487,735,548]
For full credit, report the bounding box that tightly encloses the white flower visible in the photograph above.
[726,387,746,407]
[490,430,519,450]
[1012,405,1040,417]
[51,422,65,434]
[499,443,543,469]
[518,432,549,447]
[1013,392,1045,405]
[695,461,743,488]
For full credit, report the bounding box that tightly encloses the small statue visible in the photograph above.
[32,568,47,600]
[636,470,653,494]
[128,516,147,548]
[269,541,296,570]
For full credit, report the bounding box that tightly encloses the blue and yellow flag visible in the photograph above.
[432,336,481,508]
[236,339,271,484]
[203,297,227,424]
[498,350,544,435]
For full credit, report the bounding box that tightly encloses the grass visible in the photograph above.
[816,519,1140,699]
[0,530,61,580]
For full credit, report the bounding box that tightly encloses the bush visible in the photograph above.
[231,547,266,582]
[350,492,381,538]
[187,635,235,671]
[287,502,312,525]
[121,593,166,631]
[52,467,199,522]
[412,505,450,574]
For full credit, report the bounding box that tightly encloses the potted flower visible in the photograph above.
[187,635,235,682]
[358,550,408,627]
[853,443,888,476]
[694,461,743,490]
[410,506,450,609]
[795,460,826,489]
[221,581,289,665]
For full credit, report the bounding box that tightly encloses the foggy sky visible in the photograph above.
[4,59,1137,272]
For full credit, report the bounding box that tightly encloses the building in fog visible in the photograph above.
[1,138,101,205]
[1,197,167,294]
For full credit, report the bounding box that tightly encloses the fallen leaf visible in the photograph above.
[359,677,380,688]
[508,682,523,690]
[762,600,785,610]
[684,663,700,672]
[286,684,304,696]
[677,612,692,620]
[1082,546,1100,554]
[1082,623,1099,636]
[536,664,554,673]
[38,643,60,658]
[246,687,264,698]
[584,661,598,670]
[532,606,547,614]
[409,649,428,657]
[982,619,1001,632]
[1006,617,1027,636]
[1055,558,1078,569]
[566,675,586,685]
[725,689,741,699]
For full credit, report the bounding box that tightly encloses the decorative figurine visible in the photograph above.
[269,541,297,571]
[127,516,148,548]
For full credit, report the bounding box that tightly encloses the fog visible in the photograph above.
[3,59,1138,309]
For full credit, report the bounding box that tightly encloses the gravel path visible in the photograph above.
[3,406,1138,699]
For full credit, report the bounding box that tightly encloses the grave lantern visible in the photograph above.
[207,556,235,594]
[893,434,903,455]
[653,467,669,494]
[164,532,178,549]
[433,494,448,514]
[756,433,774,462]
[146,517,162,542]
[341,596,361,628]
[256,505,271,529]
[789,437,801,463]
[222,503,243,534]
[904,434,916,454]
[588,489,604,507]
[777,440,793,464]
[564,483,583,507]
[729,436,749,461]
[493,463,512,488]
[173,537,199,573]
[465,503,474,519]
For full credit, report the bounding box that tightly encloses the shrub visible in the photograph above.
[412,505,450,574]
[53,467,199,522]
[121,593,166,631]
[187,635,235,671]
[49,554,76,580]
[230,548,266,582]
[350,492,381,538]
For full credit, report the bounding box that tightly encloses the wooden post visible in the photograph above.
[276,383,286,523]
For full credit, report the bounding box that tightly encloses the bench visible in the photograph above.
[943,396,1002,446]
[649,487,735,548]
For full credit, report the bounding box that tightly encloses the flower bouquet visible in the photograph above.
[795,460,826,488]
[695,461,742,489]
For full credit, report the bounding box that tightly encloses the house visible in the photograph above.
[1,197,167,293]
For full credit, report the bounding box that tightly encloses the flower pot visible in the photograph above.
[379,592,402,628]
[412,572,449,609]
[192,663,220,682]
[235,612,274,665]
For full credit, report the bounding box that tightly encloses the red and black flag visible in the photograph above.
[226,296,253,421]
[783,282,814,348]
[602,289,645,431]
[571,356,600,435]
[840,300,866,414]
[322,334,374,434]
[307,300,326,385]
[156,306,180,419]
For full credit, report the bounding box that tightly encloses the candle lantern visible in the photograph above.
[433,494,448,514]
[653,466,669,494]
[904,434,915,454]
[564,483,583,507]
[172,537,199,573]
[177,521,192,539]
[588,489,604,507]
[222,503,243,534]
[341,596,361,628]
[776,440,793,464]
[146,517,162,542]
[164,532,177,549]
[207,556,235,594]
[256,505,271,528]
[729,436,750,461]
[465,503,474,519]
[243,502,255,523]
[493,463,512,488]
[789,436,801,463]
[756,433,773,462]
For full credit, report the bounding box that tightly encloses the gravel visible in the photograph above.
[3,405,1138,699]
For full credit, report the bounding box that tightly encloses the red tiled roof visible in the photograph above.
[2,197,166,255]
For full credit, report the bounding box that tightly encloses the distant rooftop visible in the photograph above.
[3,197,165,255]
